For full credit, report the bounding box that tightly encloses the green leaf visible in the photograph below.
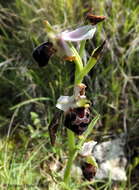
[10,97,51,110]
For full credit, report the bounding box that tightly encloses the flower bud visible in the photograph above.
[92,41,106,59]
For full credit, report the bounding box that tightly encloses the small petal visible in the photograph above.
[60,25,96,42]
[86,13,106,25]
[63,56,76,61]
[56,96,75,112]
[74,83,86,98]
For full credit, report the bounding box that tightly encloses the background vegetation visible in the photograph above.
[0,0,139,189]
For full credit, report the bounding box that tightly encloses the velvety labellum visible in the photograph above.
[64,107,90,135]
[32,42,55,67]
[81,162,97,181]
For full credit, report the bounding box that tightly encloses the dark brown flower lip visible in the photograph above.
[67,123,88,135]
[72,107,90,125]
[81,162,97,181]
[32,42,56,67]
[64,107,90,135]
[86,13,106,25]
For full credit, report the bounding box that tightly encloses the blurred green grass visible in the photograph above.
[0,0,139,189]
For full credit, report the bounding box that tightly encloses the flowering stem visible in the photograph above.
[64,45,82,184]
[79,40,86,58]
[68,42,84,84]
[63,149,77,184]
[68,42,83,71]
[67,129,75,152]
[64,42,99,185]
[64,129,76,184]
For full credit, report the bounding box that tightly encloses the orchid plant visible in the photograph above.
[33,12,105,186]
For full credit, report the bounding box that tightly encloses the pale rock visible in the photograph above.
[92,136,127,181]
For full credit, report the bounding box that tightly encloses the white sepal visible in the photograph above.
[59,25,96,42]
[56,96,75,112]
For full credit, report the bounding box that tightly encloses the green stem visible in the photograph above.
[68,42,84,84]
[76,57,97,84]
[67,129,75,152]
[68,42,83,72]
[63,43,83,184]
[64,149,77,183]
[79,40,86,58]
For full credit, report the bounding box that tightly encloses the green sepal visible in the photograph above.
[76,98,91,108]
[85,156,98,168]
[76,41,105,84]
